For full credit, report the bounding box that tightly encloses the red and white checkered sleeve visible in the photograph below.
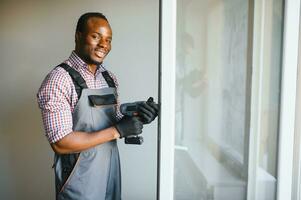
[37,68,74,143]
[107,71,124,121]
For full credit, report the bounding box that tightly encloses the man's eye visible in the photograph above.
[92,35,99,39]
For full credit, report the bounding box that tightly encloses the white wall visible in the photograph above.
[0,0,158,199]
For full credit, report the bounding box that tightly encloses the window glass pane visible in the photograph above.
[174,0,283,199]
[174,1,249,199]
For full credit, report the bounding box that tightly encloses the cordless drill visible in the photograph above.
[120,97,154,145]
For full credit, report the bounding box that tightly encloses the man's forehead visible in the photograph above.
[87,17,110,27]
[84,17,112,34]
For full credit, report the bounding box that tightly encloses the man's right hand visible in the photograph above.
[115,116,143,138]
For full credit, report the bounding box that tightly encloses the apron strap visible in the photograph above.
[58,63,116,99]
[101,70,116,88]
[58,63,88,99]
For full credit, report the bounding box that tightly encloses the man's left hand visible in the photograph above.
[137,98,159,124]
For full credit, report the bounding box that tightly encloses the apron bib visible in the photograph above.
[53,63,121,200]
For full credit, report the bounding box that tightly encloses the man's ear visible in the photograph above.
[75,31,82,43]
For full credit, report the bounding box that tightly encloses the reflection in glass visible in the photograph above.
[174,0,283,200]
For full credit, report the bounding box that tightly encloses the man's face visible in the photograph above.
[76,17,112,66]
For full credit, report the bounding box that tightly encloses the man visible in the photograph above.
[37,12,158,200]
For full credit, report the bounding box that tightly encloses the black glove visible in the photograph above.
[138,97,159,124]
[115,116,143,138]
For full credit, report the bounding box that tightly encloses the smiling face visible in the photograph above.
[75,17,112,67]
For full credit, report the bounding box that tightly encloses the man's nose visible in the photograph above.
[97,38,108,48]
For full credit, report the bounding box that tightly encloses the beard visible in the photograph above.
[82,53,104,66]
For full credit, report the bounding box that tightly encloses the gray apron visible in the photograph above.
[53,63,121,200]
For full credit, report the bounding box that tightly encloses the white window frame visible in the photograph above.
[292,21,301,200]
[277,0,300,200]
[158,0,177,200]
[292,3,301,198]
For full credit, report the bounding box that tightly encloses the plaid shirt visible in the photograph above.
[37,51,123,143]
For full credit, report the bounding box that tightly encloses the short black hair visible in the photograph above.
[76,12,108,33]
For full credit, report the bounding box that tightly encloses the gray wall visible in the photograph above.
[0,1,158,199]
